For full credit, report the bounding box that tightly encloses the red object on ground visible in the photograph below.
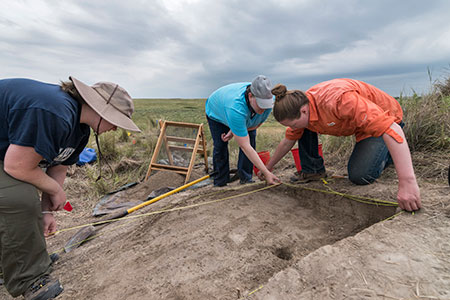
[63,201,73,212]
[253,151,271,174]
[291,144,324,172]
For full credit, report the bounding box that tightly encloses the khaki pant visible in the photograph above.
[0,161,51,297]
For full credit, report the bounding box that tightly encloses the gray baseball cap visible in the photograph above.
[250,75,274,109]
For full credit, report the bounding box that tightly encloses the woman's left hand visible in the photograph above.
[397,178,421,211]
[43,213,57,237]
[221,131,234,142]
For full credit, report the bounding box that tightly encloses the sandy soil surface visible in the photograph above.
[1,162,449,300]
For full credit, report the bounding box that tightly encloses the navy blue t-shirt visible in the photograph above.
[0,78,90,167]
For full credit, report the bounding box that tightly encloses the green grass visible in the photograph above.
[133,98,208,131]
[398,91,450,151]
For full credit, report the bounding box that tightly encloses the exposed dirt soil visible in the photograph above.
[1,159,449,300]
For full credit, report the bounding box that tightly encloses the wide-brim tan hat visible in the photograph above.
[70,76,141,132]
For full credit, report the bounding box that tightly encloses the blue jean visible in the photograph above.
[297,123,404,185]
[347,136,394,185]
[206,116,256,186]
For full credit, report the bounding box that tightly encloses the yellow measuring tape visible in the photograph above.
[283,181,398,206]
[53,180,397,237]
[48,181,400,254]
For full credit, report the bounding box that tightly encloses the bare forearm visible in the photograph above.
[46,164,68,186]
[241,141,269,174]
[41,165,68,211]
[235,135,281,185]
[4,144,68,211]
[382,124,416,182]
[41,193,53,211]
[383,123,421,211]
[266,138,296,171]
[5,165,61,196]
[235,136,270,175]
[3,144,62,196]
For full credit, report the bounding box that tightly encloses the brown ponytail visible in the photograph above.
[271,84,309,122]
[272,84,288,101]
[60,80,85,104]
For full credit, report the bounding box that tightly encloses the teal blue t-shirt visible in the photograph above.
[205,82,272,137]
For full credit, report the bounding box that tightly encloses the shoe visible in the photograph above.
[49,253,59,265]
[290,171,327,183]
[228,173,240,183]
[214,181,227,187]
[239,178,255,184]
[23,274,63,300]
[0,254,59,287]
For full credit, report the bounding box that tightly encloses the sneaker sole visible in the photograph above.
[35,284,64,300]
[290,175,327,184]
[289,178,313,184]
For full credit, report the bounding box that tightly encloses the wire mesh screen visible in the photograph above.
[156,124,201,168]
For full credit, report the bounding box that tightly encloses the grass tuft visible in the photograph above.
[399,85,450,152]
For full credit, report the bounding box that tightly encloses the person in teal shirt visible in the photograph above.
[205,75,280,186]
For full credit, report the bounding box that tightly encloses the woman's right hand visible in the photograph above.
[221,131,234,142]
[263,171,281,185]
[49,186,67,211]
[256,170,265,181]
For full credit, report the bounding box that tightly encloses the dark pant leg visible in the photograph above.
[298,129,326,174]
[347,121,404,185]
[0,162,51,297]
[206,116,231,186]
[237,129,256,182]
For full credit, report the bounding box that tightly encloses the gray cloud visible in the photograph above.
[1,0,450,98]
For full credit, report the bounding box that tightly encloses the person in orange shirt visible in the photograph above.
[261,78,421,212]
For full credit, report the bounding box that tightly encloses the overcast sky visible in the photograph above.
[1,0,450,98]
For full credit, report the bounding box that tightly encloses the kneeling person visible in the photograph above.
[263,79,420,212]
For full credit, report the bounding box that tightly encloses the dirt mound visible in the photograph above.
[92,169,206,216]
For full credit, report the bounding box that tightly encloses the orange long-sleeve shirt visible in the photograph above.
[285,78,404,143]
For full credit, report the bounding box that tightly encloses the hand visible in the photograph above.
[263,171,281,186]
[221,131,234,142]
[256,170,265,181]
[397,179,421,211]
[49,187,67,211]
[43,213,57,236]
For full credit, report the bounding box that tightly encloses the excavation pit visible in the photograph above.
[74,183,396,299]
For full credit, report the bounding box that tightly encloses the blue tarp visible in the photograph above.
[76,148,97,166]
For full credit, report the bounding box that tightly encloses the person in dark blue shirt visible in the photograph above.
[0,77,140,300]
